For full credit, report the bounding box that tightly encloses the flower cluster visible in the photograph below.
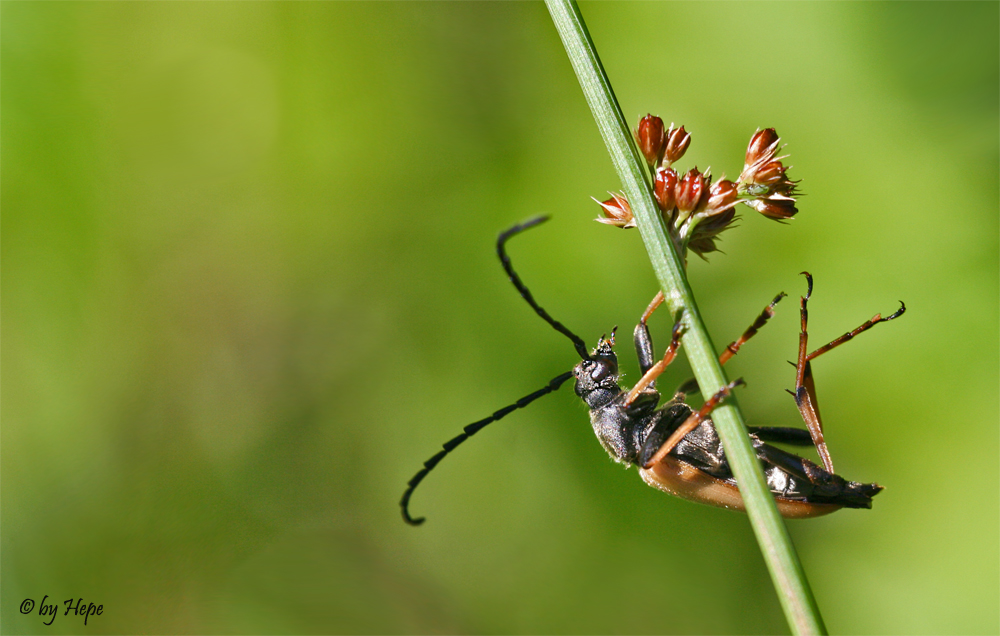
[737,128,799,220]
[596,114,799,260]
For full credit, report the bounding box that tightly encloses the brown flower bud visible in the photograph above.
[663,125,691,165]
[745,128,780,167]
[636,115,666,167]
[751,196,798,220]
[705,179,738,216]
[675,168,707,214]
[654,167,677,213]
[753,160,787,186]
[739,127,800,205]
[594,192,635,228]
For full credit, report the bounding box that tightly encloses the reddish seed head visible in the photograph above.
[752,196,798,220]
[746,128,780,167]
[754,160,787,186]
[594,192,635,228]
[654,167,678,213]
[738,126,800,210]
[664,125,691,165]
[596,119,801,255]
[705,179,738,216]
[675,168,707,214]
[637,115,667,167]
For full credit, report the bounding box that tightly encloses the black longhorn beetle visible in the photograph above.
[401,216,904,525]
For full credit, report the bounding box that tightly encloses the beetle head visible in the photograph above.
[573,331,620,407]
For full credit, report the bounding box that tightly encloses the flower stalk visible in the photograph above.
[544,1,826,634]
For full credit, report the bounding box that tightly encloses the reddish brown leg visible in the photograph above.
[643,379,745,468]
[676,292,785,398]
[641,290,665,324]
[806,301,905,361]
[625,321,684,407]
[628,290,679,406]
[793,272,834,473]
[719,292,787,365]
[792,273,904,474]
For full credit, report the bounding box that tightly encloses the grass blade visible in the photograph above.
[544,1,827,633]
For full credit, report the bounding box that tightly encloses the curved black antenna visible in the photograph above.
[497,216,592,361]
[401,371,574,525]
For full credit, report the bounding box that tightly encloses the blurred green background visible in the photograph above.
[3,2,997,634]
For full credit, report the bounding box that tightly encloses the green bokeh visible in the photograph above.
[2,2,997,634]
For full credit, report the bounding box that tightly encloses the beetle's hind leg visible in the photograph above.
[792,273,905,474]
[747,426,813,446]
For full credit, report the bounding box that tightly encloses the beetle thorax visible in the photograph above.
[588,401,635,464]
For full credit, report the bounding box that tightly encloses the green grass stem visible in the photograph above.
[544,1,827,634]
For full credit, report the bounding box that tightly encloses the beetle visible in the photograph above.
[400,216,904,525]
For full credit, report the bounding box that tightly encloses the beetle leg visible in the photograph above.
[793,274,905,474]
[673,291,786,397]
[805,301,906,362]
[792,364,834,473]
[625,321,684,407]
[719,292,786,364]
[747,426,814,446]
[643,379,744,469]
[641,290,666,324]
[634,291,666,376]
[753,439,883,507]
[752,439,841,497]
[793,273,835,473]
[753,439,817,480]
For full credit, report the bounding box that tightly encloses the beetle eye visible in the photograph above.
[590,359,617,382]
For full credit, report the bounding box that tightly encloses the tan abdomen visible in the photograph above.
[639,456,842,519]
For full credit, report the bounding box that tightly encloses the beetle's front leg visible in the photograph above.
[625,321,685,408]
[634,291,665,376]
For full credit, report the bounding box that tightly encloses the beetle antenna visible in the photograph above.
[401,370,574,526]
[497,217,592,361]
